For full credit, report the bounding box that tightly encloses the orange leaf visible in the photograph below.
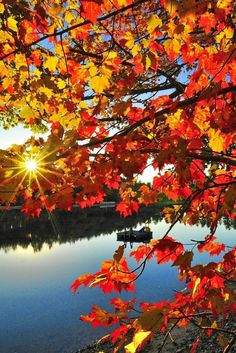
[80,0,103,22]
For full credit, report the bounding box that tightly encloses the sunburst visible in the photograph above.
[2,143,64,206]
[25,159,38,172]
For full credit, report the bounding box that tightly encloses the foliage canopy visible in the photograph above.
[0,0,235,352]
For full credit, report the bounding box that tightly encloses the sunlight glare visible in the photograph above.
[25,159,38,171]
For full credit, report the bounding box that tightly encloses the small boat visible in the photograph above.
[117,227,152,244]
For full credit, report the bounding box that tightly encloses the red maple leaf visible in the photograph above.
[80,0,103,22]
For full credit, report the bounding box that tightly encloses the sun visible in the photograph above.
[25,159,38,171]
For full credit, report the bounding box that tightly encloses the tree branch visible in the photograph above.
[81,85,236,148]
[0,0,150,61]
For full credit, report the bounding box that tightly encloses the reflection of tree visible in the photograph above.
[0,206,160,252]
[152,212,236,230]
[0,208,234,253]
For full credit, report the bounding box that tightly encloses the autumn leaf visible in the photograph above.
[172,251,193,268]
[116,201,139,217]
[164,38,181,60]
[208,128,225,152]
[147,14,162,34]
[125,331,151,353]
[80,0,103,22]
[80,305,118,327]
[138,308,164,331]
[7,17,18,32]
[0,3,4,13]
[71,273,95,293]
[113,245,125,264]
[44,56,59,71]
[198,236,226,256]
[154,237,184,264]
[90,75,110,93]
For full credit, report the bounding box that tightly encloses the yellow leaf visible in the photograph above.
[7,17,18,32]
[116,0,130,5]
[215,27,233,44]
[208,128,225,153]
[106,51,117,59]
[147,14,162,34]
[211,321,218,328]
[39,86,53,98]
[131,44,140,56]
[57,79,66,89]
[21,106,34,121]
[164,38,181,59]
[79,101,88,109]
[90,75,109,94]
[217,0,232,9]
[193,277,201,296]
[166,109,183,129]
[44,56,59,71]
[15,53,27,69]
[125,331,151,353]
[50,4,62,16]
[65,11,75,24]
[0,3,4,13]
[89,66,97,77]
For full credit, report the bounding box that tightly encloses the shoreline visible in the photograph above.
[76,315,236,353]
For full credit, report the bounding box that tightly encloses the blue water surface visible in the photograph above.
[0,214,234,353]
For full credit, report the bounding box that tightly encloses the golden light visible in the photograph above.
[25,159,38,171]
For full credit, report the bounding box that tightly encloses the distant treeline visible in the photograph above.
[0,205,235,253]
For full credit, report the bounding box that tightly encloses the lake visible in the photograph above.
[0,208,235,353]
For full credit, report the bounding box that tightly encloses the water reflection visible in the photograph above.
[0,207,235,253]
[0,207,159,252]
[0,209,234,353]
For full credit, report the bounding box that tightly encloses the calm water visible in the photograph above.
[0,210,235,353]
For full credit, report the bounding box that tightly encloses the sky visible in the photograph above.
[0,126,33,149]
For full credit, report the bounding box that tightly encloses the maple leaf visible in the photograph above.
[208,128,225,153]
[21,199,42,218]
[110,325,130,344]
[172,251,193,269]
[116,201,139,217]
[130,245,152,263]
[80,305,118,327]
[125,331,152,353]
[113,245,125,264]
[111,297,135,312]
[44,56,59,72]
[198,236,226,256]
[80,0,103,22]
[7,17,18,32]
[90,75,110,94]
[71,273,95,294]
[153,237,184,264]
[164,38,181,60]
[138,308,164,331]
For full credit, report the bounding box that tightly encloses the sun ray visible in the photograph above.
[36,147,60,163]
[4,168,27,182]
[7,171,28,204]
[34,172,45,194]
[2,166,25,170]
[37,166,63,177]
[36,170,54,186]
